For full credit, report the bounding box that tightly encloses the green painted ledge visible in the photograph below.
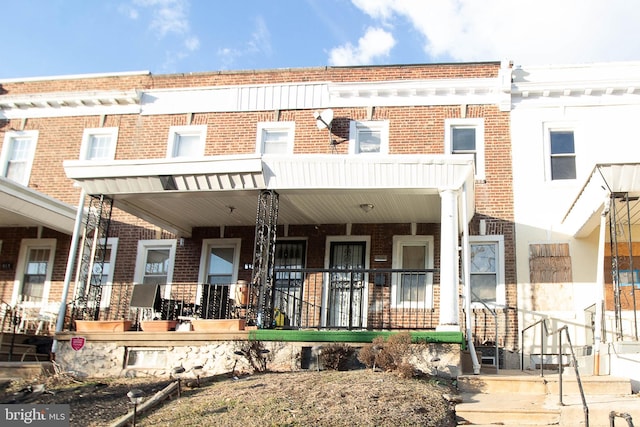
[249,329,465,346]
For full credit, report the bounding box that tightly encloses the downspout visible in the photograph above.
[461,182,481,374]
[52,189,86,355]
[594,196,610,375]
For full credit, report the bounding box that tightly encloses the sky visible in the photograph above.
[2,0,640,80]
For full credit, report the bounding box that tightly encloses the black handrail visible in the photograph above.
[610,411,635,427]
[469,290,500,374]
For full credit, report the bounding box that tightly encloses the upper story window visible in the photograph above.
[167,125,206,158]
[256,122,295,155]
[80,127,118,161]
[349,120,389,155]
[547,128,576,181]
[1,130,38,186]
[444,118,485,180]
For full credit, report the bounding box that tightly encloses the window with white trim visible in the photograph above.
[84,238,118,309]
[256,122,295,155]
[349,120,389,154]
[444,118,485,180]
[469,235,505,307]
[13,238,56,304]
[392,236,434,308]
[199,239,241,285]
[167,125,206,158]
[133,240,177,300]
[1,130,38,186]
[546,127,576,181]
[80,127,118,160]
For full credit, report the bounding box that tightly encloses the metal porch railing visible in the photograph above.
[67,267,440,331]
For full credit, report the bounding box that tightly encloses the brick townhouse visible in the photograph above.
[0,61,516,374]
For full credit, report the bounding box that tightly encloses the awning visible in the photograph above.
[0,176,78,234]
[64,154,476,237]
[562,163,640,237]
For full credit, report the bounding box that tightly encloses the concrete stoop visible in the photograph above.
[455,370,639,426]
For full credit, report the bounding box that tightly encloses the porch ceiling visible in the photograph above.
[562,163,640,237]
[0,177,77,234]
[64,154,475,237]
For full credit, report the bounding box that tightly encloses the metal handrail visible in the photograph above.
[521,318,550,376]
[551,325,589,427]
[610,411,635,427]
[469,291,500,374]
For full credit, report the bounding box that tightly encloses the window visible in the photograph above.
[274,240,307,327]
[84,238,118,309]
[256,122,295,155]
[80,127,118,160]
[126,348,167,368]
[549,130,576,180]
[134,240,177,299]
[1,130,38,186]
[167,125,206,158]
[444,119,485,180]
[12,238,56,305]
[469,235,505,307]
[392,236,434,308]
[349,120,389,154]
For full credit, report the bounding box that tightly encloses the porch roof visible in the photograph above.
[562,163,640,237]
[63,154,476,237]
[0,176,77,234]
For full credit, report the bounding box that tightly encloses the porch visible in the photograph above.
[68,267,443,332]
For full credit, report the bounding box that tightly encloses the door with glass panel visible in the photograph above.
[201,245,236,319]
[273,241,306,328]
[327,242,366,328]
[21,247,52,303]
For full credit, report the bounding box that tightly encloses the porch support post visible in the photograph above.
[438,188,460,331]
[594,196,610,375]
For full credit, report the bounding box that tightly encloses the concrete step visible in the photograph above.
[458,370,632,396]
[455,392,560,425]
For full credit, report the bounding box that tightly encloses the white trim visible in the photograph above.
[391,235,434,308]
[80,127,118,161]
[133,239,177,299]
[198,238,241,305]
[256,121,295,155]
[166,125,207,158]
[98,237,118,309]
[1,130,38,186]
[469,235,505,308]
[348,120,389,155]
[12,238,57,305]
[444,118,485,180]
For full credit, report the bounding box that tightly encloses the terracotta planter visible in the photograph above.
[140,320,178,332]
[191,319,246,332]
[75,320,132,332]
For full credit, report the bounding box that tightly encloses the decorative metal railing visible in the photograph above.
[67,267,440,331]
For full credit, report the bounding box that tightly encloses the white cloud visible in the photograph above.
[184,36,200,52]
[350,0,640,65]
[328,27,396,66]
[133,0,190,37]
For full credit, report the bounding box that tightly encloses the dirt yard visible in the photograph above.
[0,369,458,426]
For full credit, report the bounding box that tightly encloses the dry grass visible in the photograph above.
[1,369,458,426]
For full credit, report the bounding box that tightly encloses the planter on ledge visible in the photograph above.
[140,320,179,332]
[75,320,133,332]
[191,319,246,332]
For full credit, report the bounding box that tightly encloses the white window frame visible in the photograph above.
[444,118,485,180]
[256,121,295,155]
[166,125,206,158]
[11,238,57,306]
[133,239,177,299]
[544,123,577,182]
[391,235,434,308]
[80,127,118,161]
[93,237,118,309]
[348,120,389,155]
[469,235,505,308]
[1,130,38,186]
[198,238,241,303]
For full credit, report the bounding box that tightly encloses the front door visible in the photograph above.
[327,241,367,328]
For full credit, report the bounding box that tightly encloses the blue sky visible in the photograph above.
[2,0,640,79]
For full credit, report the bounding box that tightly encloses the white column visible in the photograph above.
[438,188,460,330]
[594,196,610,375]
